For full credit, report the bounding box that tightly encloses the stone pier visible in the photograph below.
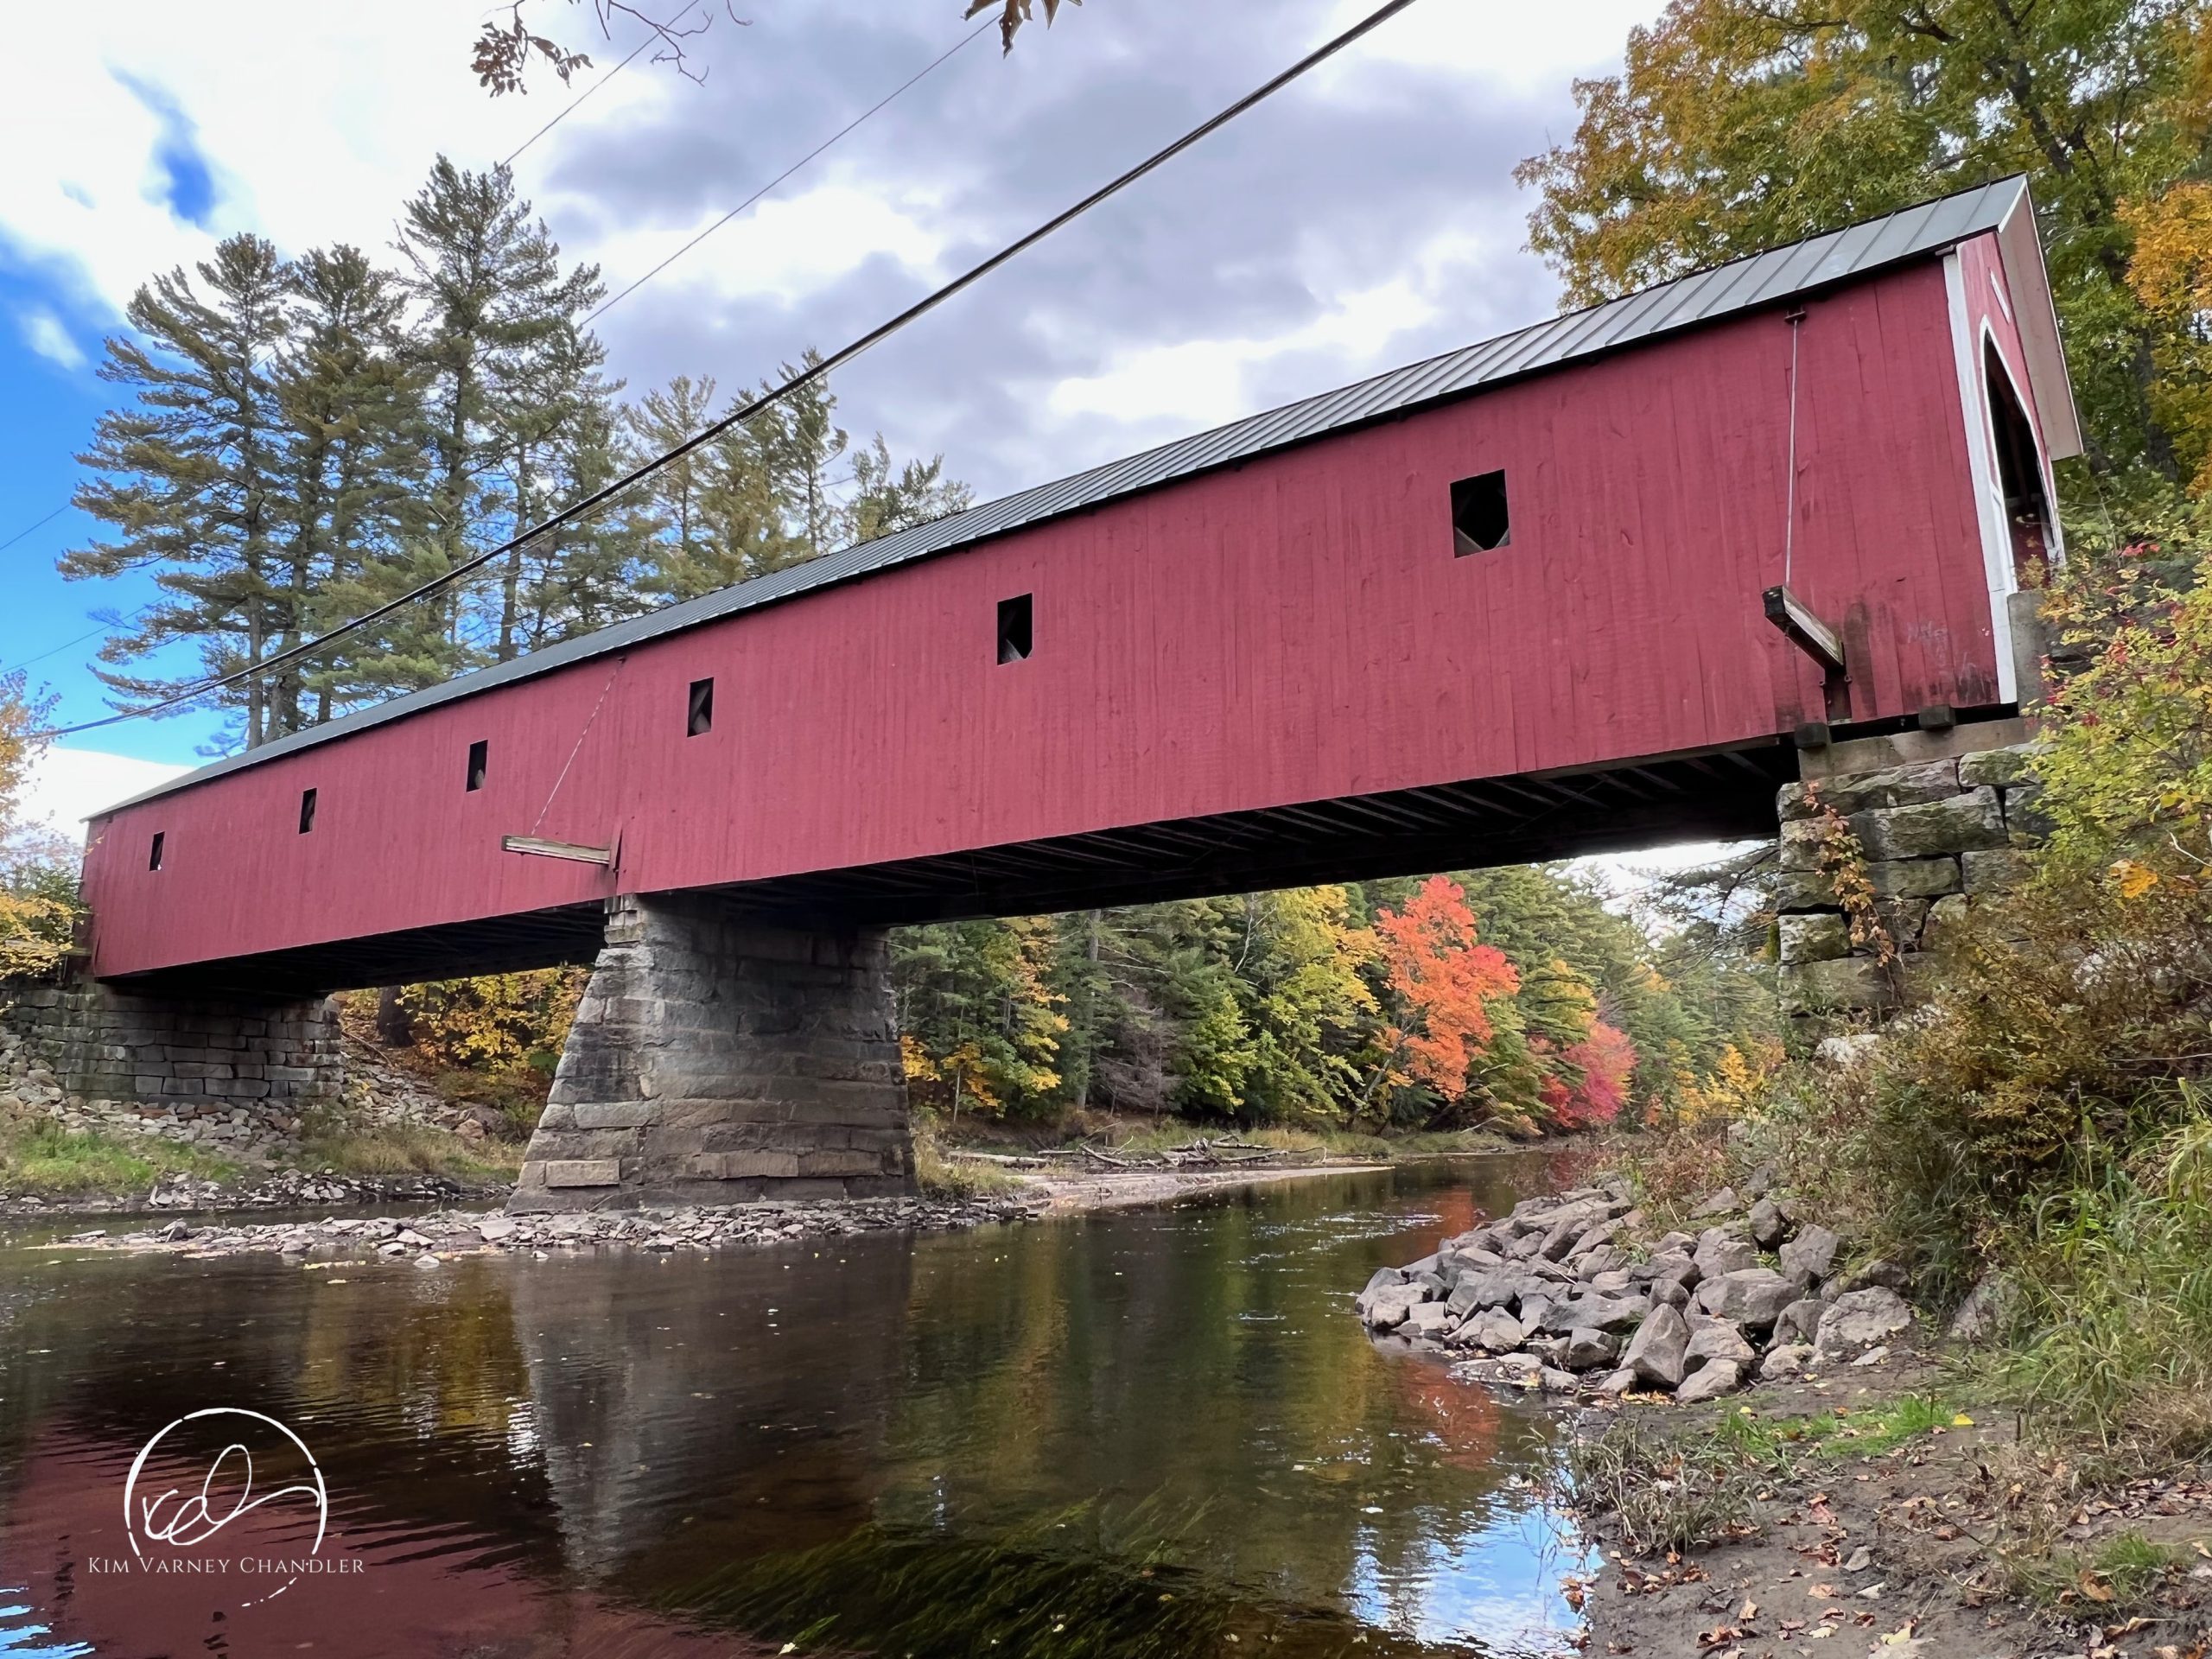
[0,978,342,1150]
[510,893,915,1212]
[1775,719,2044,1019]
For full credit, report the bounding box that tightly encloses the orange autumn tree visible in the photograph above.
[1371,876,1520,1113]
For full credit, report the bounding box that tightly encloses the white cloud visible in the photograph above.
[1321,0,1661,96]
[16,306,86,370]
[1047,272,1443,429]
[21,747,191,843]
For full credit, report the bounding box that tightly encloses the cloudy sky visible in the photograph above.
[0,0,1664,830]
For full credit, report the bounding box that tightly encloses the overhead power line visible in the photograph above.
[587,16,995,325]
[3,14,986,671]
[40,0,1424,741]
[502,0,704,167]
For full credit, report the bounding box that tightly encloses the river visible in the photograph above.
[0,1154,1594,1659]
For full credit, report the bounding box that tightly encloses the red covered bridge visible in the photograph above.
[67,178,2078,1207]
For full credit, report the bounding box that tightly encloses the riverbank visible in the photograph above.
[1564,1361,2212,1657]
[1356,1176,2212,1654]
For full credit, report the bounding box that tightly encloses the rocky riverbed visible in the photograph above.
[40,1191,1046,1263]
[0,1166,503,1218]
[1355,1175,1914,1402]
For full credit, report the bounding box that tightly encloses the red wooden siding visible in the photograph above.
[82,246,2030,982]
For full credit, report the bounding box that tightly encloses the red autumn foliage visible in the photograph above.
[1552,1019,1635,1129]
[1375,875,1520,1101]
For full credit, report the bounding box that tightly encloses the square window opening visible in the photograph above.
[467,740,488,792]
[996,594,1033,664]
[1451,469,1510,555]
[148,831,165,873]
[298,788,318,835]
[687,677,715,737]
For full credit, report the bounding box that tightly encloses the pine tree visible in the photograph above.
[65,234,296,747]
[276,245,429,729]
[394,156,605,676]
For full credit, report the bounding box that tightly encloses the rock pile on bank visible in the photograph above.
[1354,1178,1914,1401]
[47,1192,1046,1262]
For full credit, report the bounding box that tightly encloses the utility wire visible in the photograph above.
[0,504,68,558]
[502,0,704,167]
[587,16,995,324]
[39,0,1424,741]
[10,16,983,685]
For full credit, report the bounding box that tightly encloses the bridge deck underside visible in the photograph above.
[111,741,1797,996]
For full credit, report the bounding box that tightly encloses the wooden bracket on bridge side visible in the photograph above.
[1764,583,1853,721]
[1763,584,1846,675]
[502,835,616,867]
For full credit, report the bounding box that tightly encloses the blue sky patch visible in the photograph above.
[113,71,217,229]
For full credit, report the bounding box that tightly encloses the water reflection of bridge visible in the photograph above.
[0,1161,1589,1655]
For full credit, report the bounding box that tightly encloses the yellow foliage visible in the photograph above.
[2122,180,2212,494]
[1676,1039,1785,1128]
[397,969,587,1075]
[0,674,79,983]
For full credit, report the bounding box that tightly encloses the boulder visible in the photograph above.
[1843,1258,1909,1294]
[1683,1320,1756,1372]
[1540,1294,1647,1336]
[1651,1231,1696,1255]
[1564,1327,1621,1370]
[1540,1367,1582,1393]
[1759,1343,1815,1380]
[1691,1186,1740,1218]
[1623,1302,1689,1389]
[1567,1218,1623,1260]
[1674,1357,1743,1404]
[1778,1224,1842,1284]
[1538,1202,1611,1261]
[1576,1246,1631,1281]
[1459,1308,1525,1352]
[1596,1367,1639,1395]
[1948,1271,2011,1345]
[1650,1278,1690,1310]
[1695,1268,1801,1331]
[1412,1270,1448,1297]
[1748,1197,1792,1249]
[1355,1266,1407,1318]
[1772,1298,1825,1348]
[1402,1300,1453,1338]
[1363,1283,1425,1331]
[1694,1236,1759,1280]
[1587,1269,1635,1297]
[1519,1294,1556,1335]
[1447,1270,1534,1315]
[1814,1287,1914,1361]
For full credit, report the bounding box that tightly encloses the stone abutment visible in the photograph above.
[0,979,342,1154]
[509,893,915,1212]
[1775,720,2044,1019]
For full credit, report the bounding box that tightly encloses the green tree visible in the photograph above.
[64,234,296,747]
[276,245,431,728]
[394,156,606,679]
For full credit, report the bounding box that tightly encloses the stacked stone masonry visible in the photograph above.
[1776,734,2043,1016]
[510,893,916,1212]
[0,979,342,1155]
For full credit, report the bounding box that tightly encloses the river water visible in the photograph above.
[0,1154,1593,1659]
